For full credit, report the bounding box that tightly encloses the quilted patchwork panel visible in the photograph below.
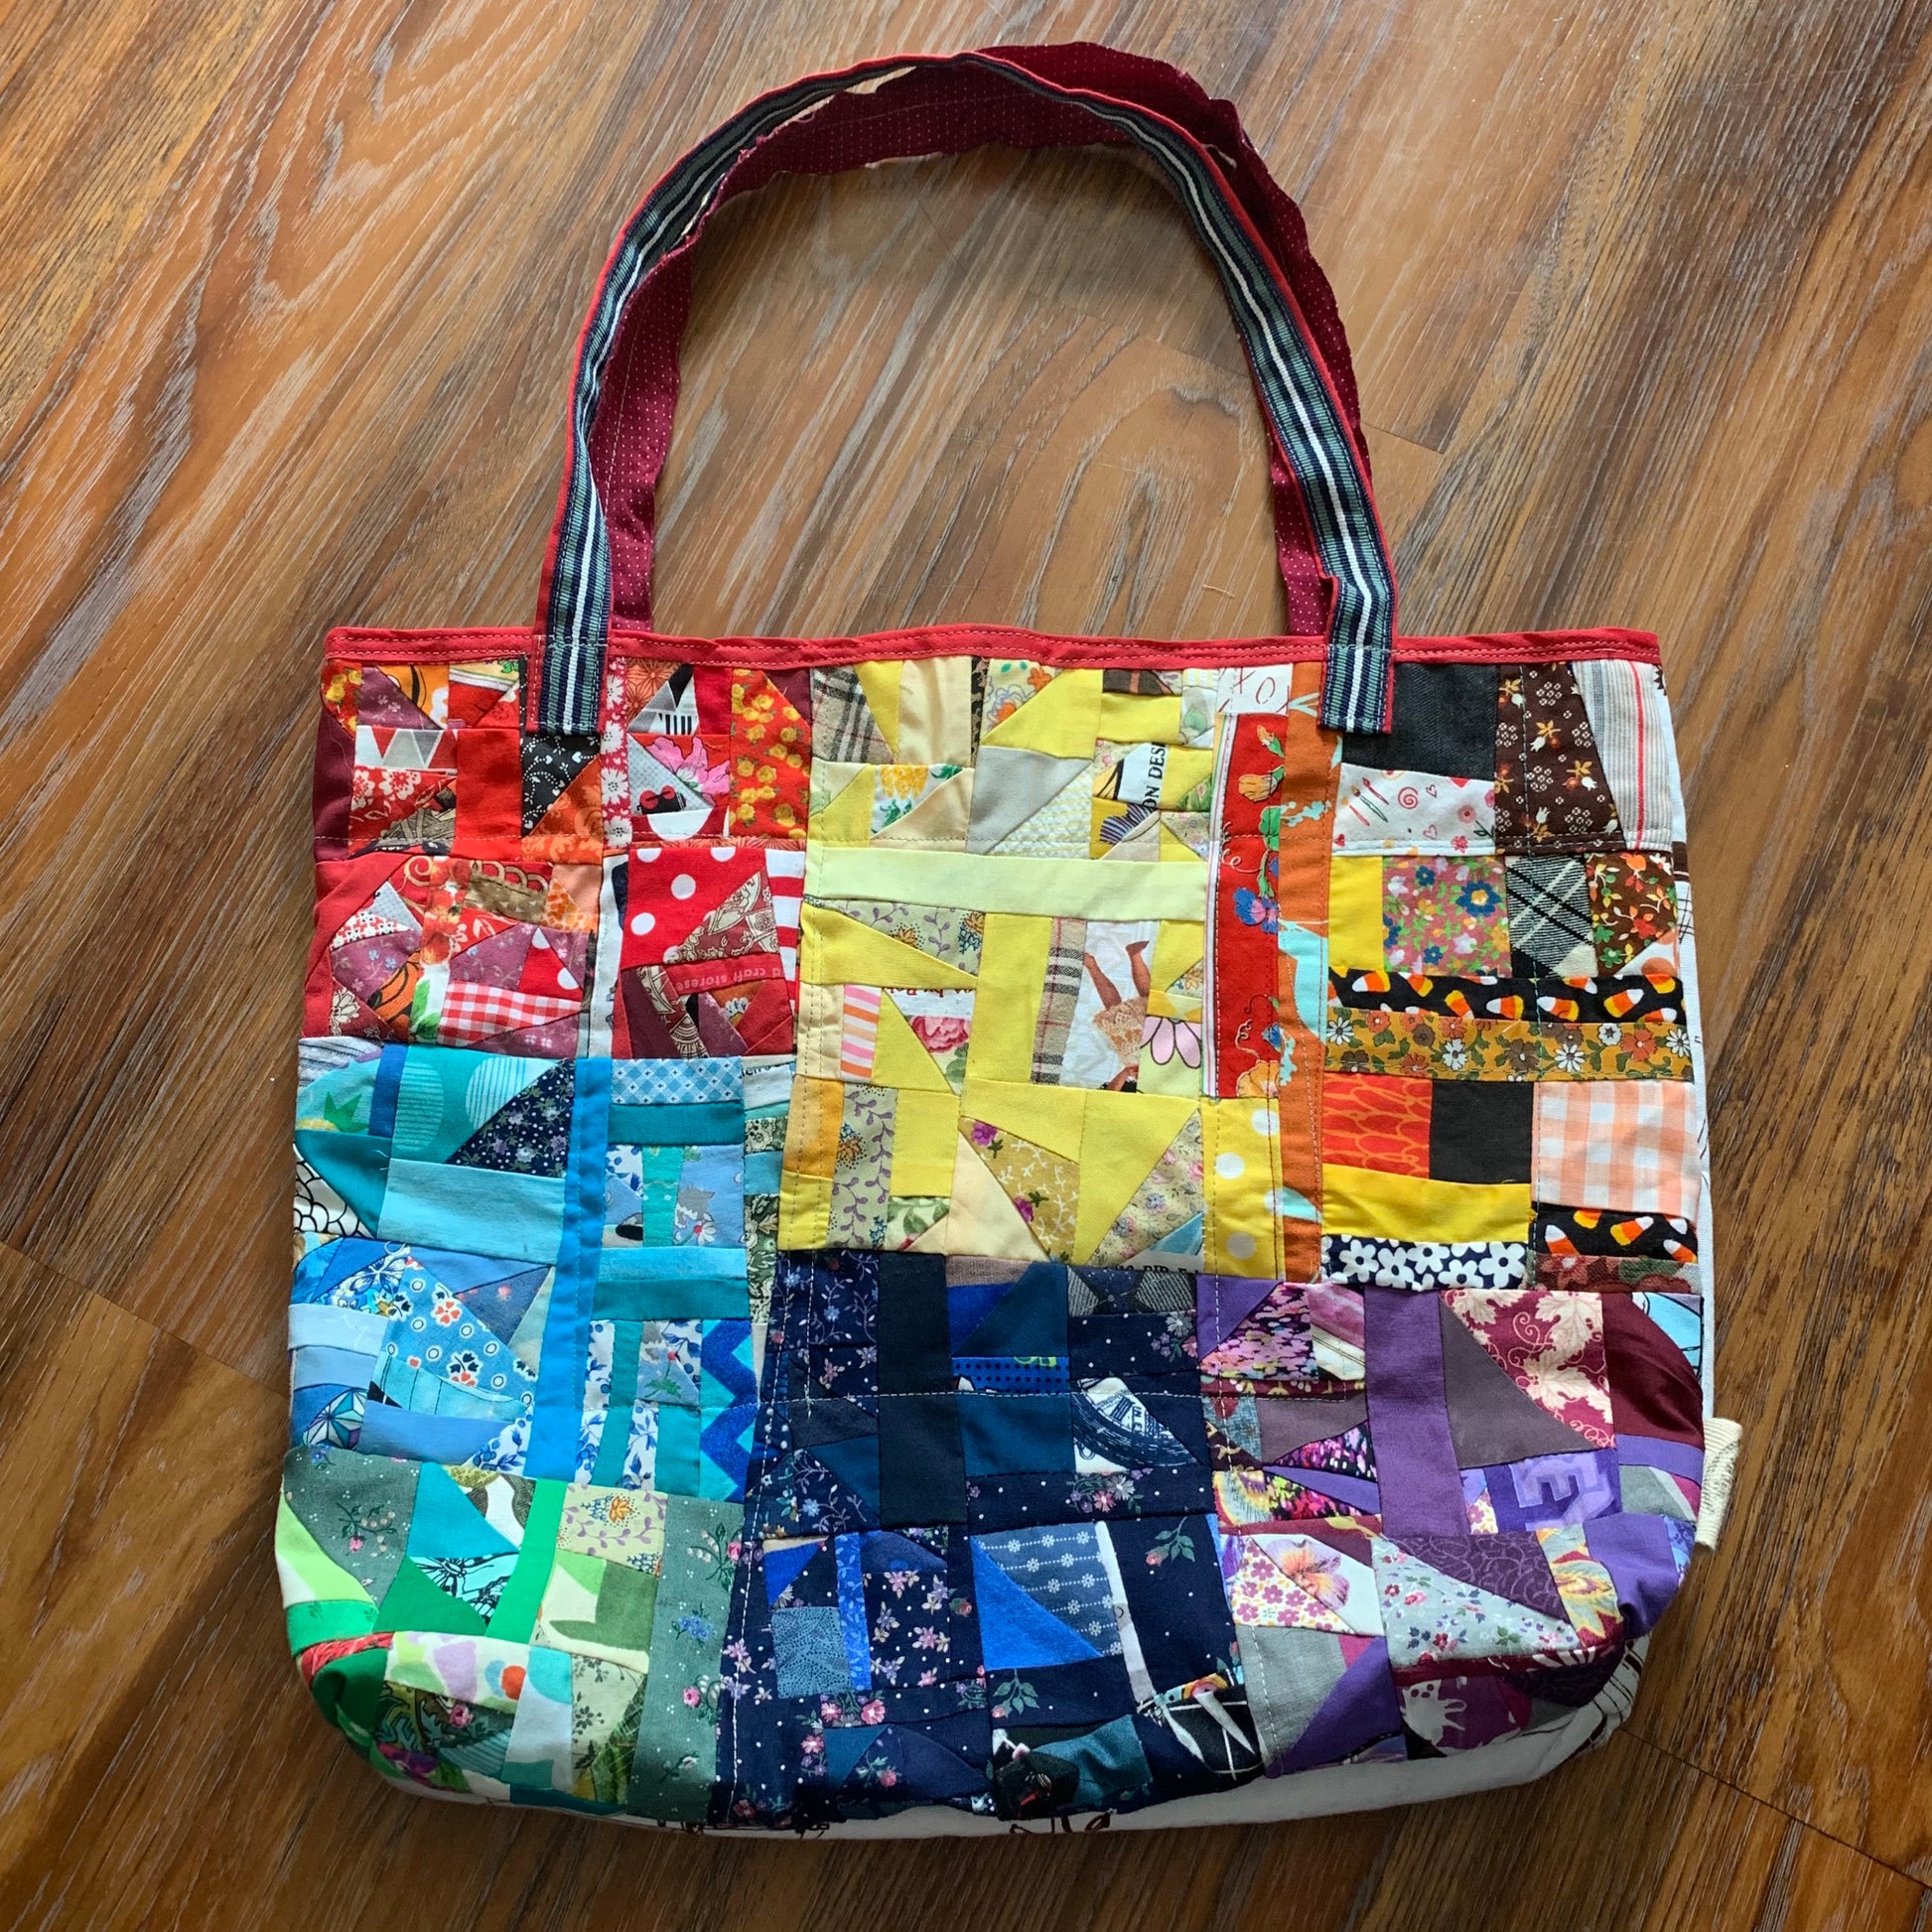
[283,637,1711,1829]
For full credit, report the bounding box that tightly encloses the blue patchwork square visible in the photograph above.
[770,1603,850,1698]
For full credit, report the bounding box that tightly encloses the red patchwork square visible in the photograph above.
[1321,1074,1433,1176]
[621,843,779,967]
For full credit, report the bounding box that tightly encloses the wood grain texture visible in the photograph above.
[1,0,1930,1924]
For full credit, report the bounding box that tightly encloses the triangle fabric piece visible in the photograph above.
[987,759,1093,857]
[947,1274,1014,1353]
[360,880,424,941]
[533,753,607,846]
[1258,1396,1370,1462]
[760,1540,823,1605]
[1097,808,1163,862]
[1253,1531,1381,1633]
[1337,1633,1379,1671]
[816,665,893,761]
[627,737,713,833]
[1573,659,1672,842]
[1196,1276,1278,1358]
[872,766,970,841]
[353,766,452,845]
[1206,1396,1263,1463]
[810,765,877,845]
[375,1556,489,1636]
[1372,1539,1582,1667]
[449,923,533,992]
[1621,1464,1696,1523]
[882,988,973,1091]
[446,1061,576,1176]
[947,1132,1054,1262]
[1223,1536,1352,1634]
[1387,1530,1569,1622]
[865,1725,986,1800]
[981,668,1098,756]
[802,1436,882,1512]
[852,661,903,757]
[1505,855,1593,976]
[1277,1422,1375,1482]
[873,770,973,848]
[448,663,520,730]
[1439,1300,1596,1464]
[1142,1212,1204,1260]
[820,1725,886,1788]
[293,1134,388,1231]
[389,1051,549,1163]
[968,1542,1104,1669]
[906,1206,955,1253]
[406,1463,519,1565]
[870,993,959,1093]
[1444,1290,1612,1449]
[355,665,442,732]
[1073,1378,1195,1471]
[966,748,1091,853]
[455,1265,550,1344]
[1275,1638,1403,1773]
[807,901,982,983]
[789,1394,875,1452]
[1087,1111,1203,1266]
[1102,667,1180,697]
[1238,1624,1348,1767]
[632,663,695,731]
[1199,1281,1312,1383]
[964,1123,1080,1259]
[522,733,599,832]
[961,1263,1066,1358]
[423,1548,520,1622]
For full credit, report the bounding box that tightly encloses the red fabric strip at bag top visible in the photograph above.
[281,42,1728,1837]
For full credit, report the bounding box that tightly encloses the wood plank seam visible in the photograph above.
[1625,1723,1932,1896]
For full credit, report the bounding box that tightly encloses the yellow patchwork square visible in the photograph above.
[1321,1165,1532,1245]
[890,1088,961,1194]
[1202,1096,1283,1277]
[782,651,1243,1269]
[983,668,1102,755]
[1328,856,1384,973]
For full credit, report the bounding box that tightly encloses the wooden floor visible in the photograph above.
[3,0,1931,1925]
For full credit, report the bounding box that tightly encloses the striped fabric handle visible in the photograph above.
[536,47,1397,736]
[580,61,1353,644]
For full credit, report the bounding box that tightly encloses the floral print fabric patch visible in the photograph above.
[282,639,1713,1831]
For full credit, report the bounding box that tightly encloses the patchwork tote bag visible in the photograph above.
[282,43,1738,1835]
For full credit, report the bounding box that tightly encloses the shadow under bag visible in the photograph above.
[280,42,1735,1834]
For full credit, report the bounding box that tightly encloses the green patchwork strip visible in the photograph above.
[627,1496,740,1822]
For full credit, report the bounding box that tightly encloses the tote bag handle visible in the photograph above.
[533,45,1397,736]
[585,57,1364,640]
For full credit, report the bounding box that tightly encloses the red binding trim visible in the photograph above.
[323,621,1661,669]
